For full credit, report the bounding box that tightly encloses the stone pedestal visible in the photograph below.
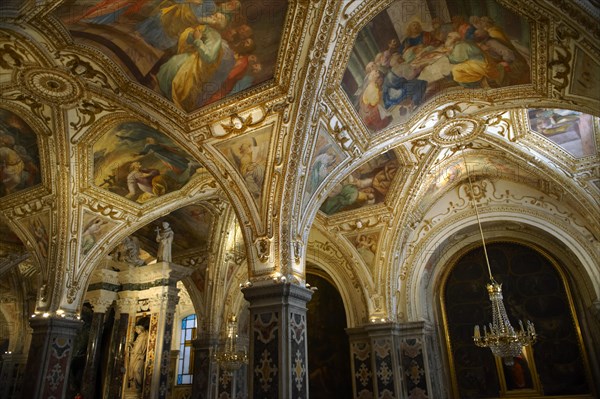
[347,321,445,399]
[21,317,83,399]
[242,282,312,399]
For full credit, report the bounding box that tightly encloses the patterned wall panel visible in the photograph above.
[399,338,428,399]
[351,340,373,398]
[41,336,74,399]
[373,337,395,399]
[290,312,307,399]
[253,312,279,398]
[158,309,175,399]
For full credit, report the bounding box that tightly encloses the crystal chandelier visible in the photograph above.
[457,142,537,366]
[214,315,248,372]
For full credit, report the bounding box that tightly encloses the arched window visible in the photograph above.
[177,314,197,385]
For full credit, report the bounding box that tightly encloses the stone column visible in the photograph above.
[105,299,135,399]
[81,297,114,399]
[346,321,445,399]
[191,333,218,399]
[20,316,83,399]
[150,281,180,399]
[242,282,313,399]
[0,352,28,399]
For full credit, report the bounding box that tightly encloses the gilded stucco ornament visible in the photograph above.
[16,67,83,106]
[431,118,483,147]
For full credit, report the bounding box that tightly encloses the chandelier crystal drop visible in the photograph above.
[214,315,248,372]
[457,138,537,366]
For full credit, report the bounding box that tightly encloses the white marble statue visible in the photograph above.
[156,221,174,262]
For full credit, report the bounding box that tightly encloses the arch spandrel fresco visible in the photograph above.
[319,150,398,216]
[134,204,214,255]
[0,109,41,198]
[55,0,288,112]
[93,121,200,203]
[527,109,598,158]
[342,0,531,133]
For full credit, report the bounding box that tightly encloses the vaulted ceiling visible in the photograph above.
[0,0,598,321]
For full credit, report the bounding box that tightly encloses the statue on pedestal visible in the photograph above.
[156,222,174,262]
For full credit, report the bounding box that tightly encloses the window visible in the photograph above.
[177,314,196,385]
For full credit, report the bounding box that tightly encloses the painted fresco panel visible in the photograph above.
[93,121,199,203]
[528,109,597,158]
[346,231,380,274]
[305,126,345,201]
[571,48,600,101]
[55,1,288,112]
[134,204,214,254]
[217,124,271,203]
[25,214,50,259]
[320,150,398,215]
[81,212,115,256]
[0,109,41,197]
[342,0,531,132]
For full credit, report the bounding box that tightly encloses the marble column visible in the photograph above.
[20,316,83,399]
[151,282,180,399]
[347,321,445,399]
[105,301,133,399]
[0,352,28,399]
[242,282,313,399]
[81,299,113,399]
[191,333,218,399]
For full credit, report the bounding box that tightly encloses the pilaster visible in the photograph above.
[81,291,115,399]
[21,316,83,399]
[191,333,219,399]
[242,282,313,399]
[347,321,445,399]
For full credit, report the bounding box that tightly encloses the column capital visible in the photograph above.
[29,315,83,333]
[241,281,313,306]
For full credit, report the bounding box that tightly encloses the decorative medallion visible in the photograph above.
[17,67,83,106]
[431,118,482,146]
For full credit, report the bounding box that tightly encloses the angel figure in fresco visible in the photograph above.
[81,217,108,255]
[355,234,377,267]
[231,138,265,200]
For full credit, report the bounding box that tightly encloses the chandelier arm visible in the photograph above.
[459,142,494,281]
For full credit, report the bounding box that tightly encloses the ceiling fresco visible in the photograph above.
[55,0,288,112]
[133,204,214,256]
[305,124,347,206]
[341,0,531,132]
[319,150,398,216]
[0,219,22,246]
[93,121,200,203]
[528,109,597,158]
[0,108,41,198]
[216,123,271,204]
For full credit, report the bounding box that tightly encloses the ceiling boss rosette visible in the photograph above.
[432,117,483,147]
[16,67,84,107]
